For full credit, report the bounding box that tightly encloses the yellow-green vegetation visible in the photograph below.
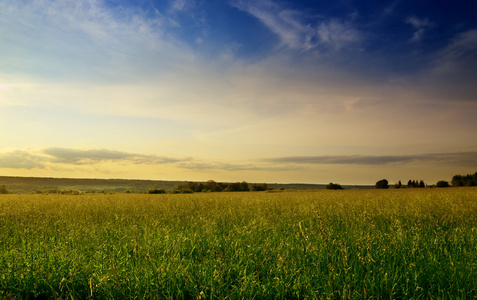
[1,189,477,299]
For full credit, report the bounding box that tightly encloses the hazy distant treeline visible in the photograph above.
[173,180,269,193]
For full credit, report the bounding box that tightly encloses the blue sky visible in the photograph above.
[1,0,476,184]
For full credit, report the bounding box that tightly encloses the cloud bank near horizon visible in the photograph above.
[0,148,189,170]
[264,152,477,166]
[1,148,476,171]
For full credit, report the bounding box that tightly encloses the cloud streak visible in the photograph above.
[43,147,187,165]
[232,0,361,51]
[177,161,300,172]
[416,29,477,103]
[264,152,477,166]
[0,148,190,169]
[405,16,433,42]
[0,151,45,169]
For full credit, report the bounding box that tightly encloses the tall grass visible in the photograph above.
[1,188,477,299]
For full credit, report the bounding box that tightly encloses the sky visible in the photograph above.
[1,0,477,185]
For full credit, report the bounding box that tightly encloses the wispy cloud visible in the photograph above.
[0,0,191,83]
[264,152,477,166]
[405,16,433,42]
[169,0,191,13]
[316,20,361,50]
[419,29,477,103]
[438,29,477,63]
[232,0,361,51]
[178,161,299,172]
[232,0,304,49]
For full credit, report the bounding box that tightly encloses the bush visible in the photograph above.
[326,183,343,190]
[0,185,8,194]
[436,181,450,188]
[251,183,268,191]
[59,190,81,195]
[375,179,389,189]
[147,188,166,194]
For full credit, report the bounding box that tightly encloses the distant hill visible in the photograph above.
[0,176,373,194]
[266,183,373,190]
[0,176,182,194]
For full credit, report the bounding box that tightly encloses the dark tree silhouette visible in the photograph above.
[147,188,165,194]
[407,180,425,188]
[251,183,268,191]
[326,182,343,190]
[436,181,450,188]
[0,185,8,194]
[375,179,389,189]
[452,172,477,186]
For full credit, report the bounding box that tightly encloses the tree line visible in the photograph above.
[1,172,475,194]
[375,179,430,189]
[374,171,477,189]
[173,180,270,193]
[451,172,477,187]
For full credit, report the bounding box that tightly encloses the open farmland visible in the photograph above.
[1,188,477,299]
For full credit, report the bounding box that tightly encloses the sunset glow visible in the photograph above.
[1,0,476,184]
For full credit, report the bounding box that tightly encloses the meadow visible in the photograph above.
[1,188,476,299]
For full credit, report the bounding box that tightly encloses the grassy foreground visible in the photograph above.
[1,189,477,299]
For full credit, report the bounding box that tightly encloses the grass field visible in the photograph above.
[1,188,477,299]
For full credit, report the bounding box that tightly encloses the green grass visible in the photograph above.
[1,188,477,299]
